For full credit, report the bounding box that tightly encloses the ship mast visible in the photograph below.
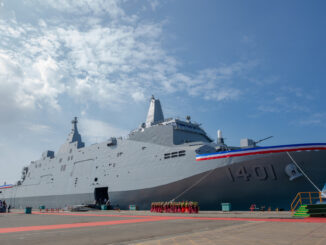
[58,117,85,154]
[145,95,164,127]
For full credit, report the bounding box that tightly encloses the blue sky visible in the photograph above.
[0,0,326,183]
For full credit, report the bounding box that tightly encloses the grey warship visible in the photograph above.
[1,96,326,210]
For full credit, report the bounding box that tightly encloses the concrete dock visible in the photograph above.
[1,210,326,245]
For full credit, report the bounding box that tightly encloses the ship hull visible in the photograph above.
[5,150,326,210]
[110,150,326,210]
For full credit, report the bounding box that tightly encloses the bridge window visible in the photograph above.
[179,150,186,157]
[171,152,178,158]
[164,153,170,159]
[164,150,186,159]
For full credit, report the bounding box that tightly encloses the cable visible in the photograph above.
[286,152,322,192]
[170,166,217,202]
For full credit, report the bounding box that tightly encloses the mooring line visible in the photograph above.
[286,151,322,192]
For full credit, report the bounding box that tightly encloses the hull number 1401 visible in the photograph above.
[227,164,277,182]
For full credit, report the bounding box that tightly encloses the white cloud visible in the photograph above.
[0,1,256,116]
[281,86,315,100]
[0,49,65,110]
[258,98,309,114]
[131,91,145,102]
[25,124,52,133]
[79,118,128,143]
[36,0,125,18]
[167,65,251,101]
[298,119,322,126]
[296,113,326,127]
[149,0,160,11]
[258,86,313,114]
[204,88,241,101]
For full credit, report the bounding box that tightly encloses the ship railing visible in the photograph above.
[291,192,322,213]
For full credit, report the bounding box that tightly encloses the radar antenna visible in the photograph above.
[72,117,78,127]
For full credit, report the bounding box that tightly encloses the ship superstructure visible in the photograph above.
[1,96,326,210]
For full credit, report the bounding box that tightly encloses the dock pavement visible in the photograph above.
[1,209,326,245]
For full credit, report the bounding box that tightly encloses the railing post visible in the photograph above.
[291,192,300,212]
[309,192,312,204]
[319,192,322,203]
[300,193,302,205]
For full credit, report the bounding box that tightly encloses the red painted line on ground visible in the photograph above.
[0,217,172,234]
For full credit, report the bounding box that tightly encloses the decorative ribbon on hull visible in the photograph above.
[196,143,326,161]
[0,184,13,189]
